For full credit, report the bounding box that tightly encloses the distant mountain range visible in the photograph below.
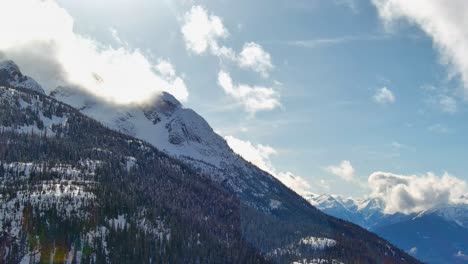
[306,193,468,264]
[0,60,420,263]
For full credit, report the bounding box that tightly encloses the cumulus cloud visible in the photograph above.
[224,135,277,174]
[368,171,468,214]
[372,0,468,94]
[327,160,355,182]
[238,42,274,77]
[373,87,395,105]
[225,135,311,194]
[181,5,233,59]
[275,172,312,195]
[217,70,280,113]
[0,0,188,104]
[181,6,274,77]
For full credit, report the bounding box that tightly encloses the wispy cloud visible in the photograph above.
[428,123,450,134]
[421,85,458,114]
[333,0,360,13]
[289,34,389,48]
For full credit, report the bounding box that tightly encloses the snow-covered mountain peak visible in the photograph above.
[0,60,45,94]
[305,194,388,229]
[357,197,385,211]
[50,84,235,170]
[414,203,468,229]
[140,92,182,124]
[157,91,182,108]
[0,60,20,73]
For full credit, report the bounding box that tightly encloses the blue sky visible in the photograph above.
[1,0,467,205]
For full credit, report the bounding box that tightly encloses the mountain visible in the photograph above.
[306,194,391,230]
[0,83,267,263]
[0,60,421,263]
[0,60,44,94]
[307,194,468,264]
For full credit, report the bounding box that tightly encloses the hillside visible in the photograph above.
[0,60,422,263]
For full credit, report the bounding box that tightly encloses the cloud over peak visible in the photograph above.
[368,171,468,214]
[0,0,188,104]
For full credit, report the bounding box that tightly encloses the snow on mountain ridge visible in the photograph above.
[0,60,45,94]
[414,203,468,229]
[49,84,286,205]
[306,193,389,229]
[51,85,233,169]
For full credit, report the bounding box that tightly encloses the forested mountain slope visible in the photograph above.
[0,60,422,263]
[0,86,267,263]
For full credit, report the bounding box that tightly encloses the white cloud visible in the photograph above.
[217,70,280,113]
[238,42,274,77]
[225,135,311,194]
[275,172,312,195]
[181,6,274,77]
[224,135,276,174]
[327,160,355,182]
[372,0,468,94]
[0,0,188,104]
[373,87,395,104]
[368,171,468,214]
[181,5,233,58]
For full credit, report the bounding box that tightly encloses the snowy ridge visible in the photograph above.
[306,193,468,231]
[299,237,337,250]
[51,86,231,168]
[268,236,337,259]
[306,193,468,263]
[305,194,385,229]
[0,60,44,94]
[0,86,69,136]
[50,85,282,209]
[414,204,468,229]
[292,259,344,264]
